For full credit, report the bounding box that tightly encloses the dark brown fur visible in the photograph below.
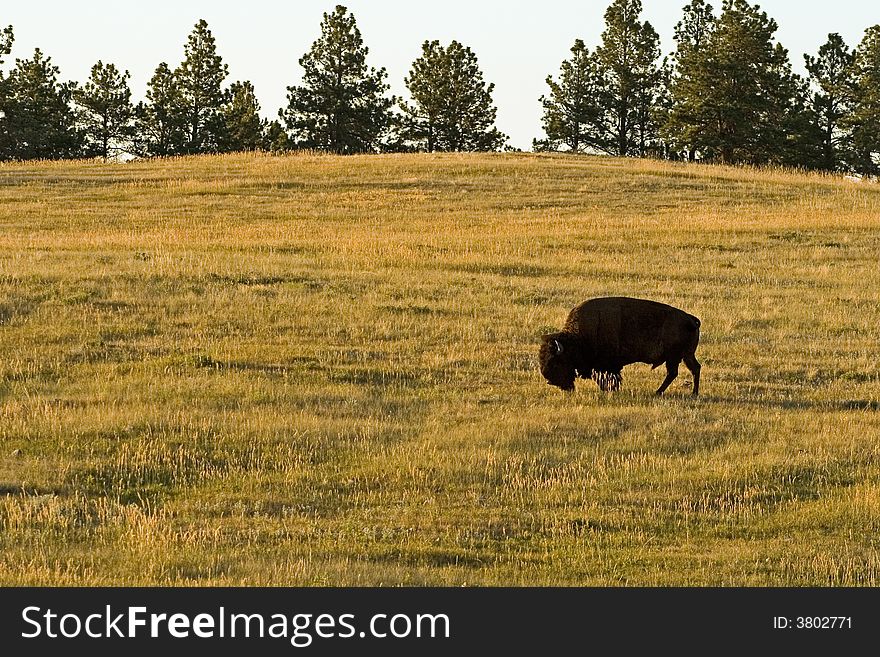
[539,297,701,396]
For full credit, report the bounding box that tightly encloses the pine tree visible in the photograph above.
[759,44,822,167]
[845,26,880,176]
[594,0,663,156]
[664,0,814,165]
[0,24,11,65]
[281,5,394,153]
[664,0,716,160]
[175,19,229,153]
[536,39,603,153]
[262,120,290,153]
[401,40,507,152]
[75,61,134,160]
[630,22,666,156]
[674,0,716,54]
[219,81,265,152]
[399,40,448,152]
[0,48,80,160]
[0,24,14,151]
[651,57,675,159]
[133,63,186,157]
[804,34,856,171]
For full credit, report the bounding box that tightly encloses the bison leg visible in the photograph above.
[655,360,680,396]
[684,353,701,396]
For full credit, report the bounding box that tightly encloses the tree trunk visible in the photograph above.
[825,119,834,170]
[102,113,109,162]
[334,46,344,153]
[192,103,199,153]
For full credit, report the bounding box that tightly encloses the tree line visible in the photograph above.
[0,2,879,175]
[538,0,880,175]
[0,6,504,162]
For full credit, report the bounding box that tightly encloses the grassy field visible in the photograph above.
[1,151,879,586]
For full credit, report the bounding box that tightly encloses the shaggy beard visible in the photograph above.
[592,370,622,392]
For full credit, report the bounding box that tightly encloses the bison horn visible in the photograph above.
[552,339,563,355]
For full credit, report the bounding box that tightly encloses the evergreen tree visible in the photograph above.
[594,0,663,156]
[281,5,394,153]
[0,25,14,151]
[845,26,880,176]
[651,57,675,159]
[629,22,666,156]
[262,119,290,153]
[536,39,603,153]
[401,40,507,152]
[674,0,716,54]
[75,61,134,160]
[664,0,814,165]
[804,34,856,171]
[664,0,716,160]
[0,48,80,160]
[175,19,229,153]
[759,44,822,167]
[0,24,11,66]
[133,63,186,157]
[219,80,265,152]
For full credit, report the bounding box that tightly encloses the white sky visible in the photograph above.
[2,1,878,149]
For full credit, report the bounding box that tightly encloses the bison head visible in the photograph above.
[539,332,579,391]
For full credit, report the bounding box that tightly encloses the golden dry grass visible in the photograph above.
[1,151,879,585]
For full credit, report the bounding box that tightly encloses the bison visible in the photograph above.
[539,297,701,396]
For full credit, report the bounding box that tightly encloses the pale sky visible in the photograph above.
[2,1,878,149]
